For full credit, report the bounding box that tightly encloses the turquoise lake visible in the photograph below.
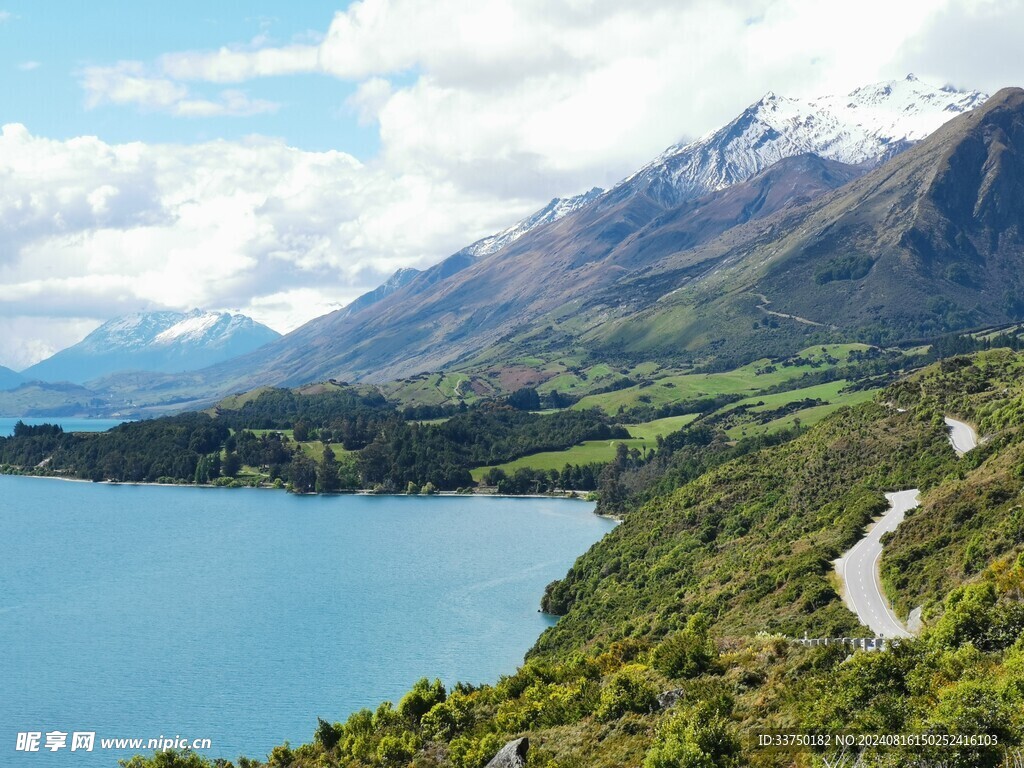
[0,476,614,766]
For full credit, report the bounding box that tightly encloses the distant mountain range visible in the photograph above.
[21,310,280,385]
[585,86,1024,363]
[6,75,1022,416]
[0,365,23,391]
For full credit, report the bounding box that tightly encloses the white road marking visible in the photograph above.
[836,490,919,638]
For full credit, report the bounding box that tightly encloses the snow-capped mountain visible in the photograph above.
[21,310,281,384]
[339,187,605,319]
[622,74,988,207]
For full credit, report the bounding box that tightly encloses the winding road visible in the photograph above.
[836,490,920,638]
[835,416,981,638]
[945,417,979,456]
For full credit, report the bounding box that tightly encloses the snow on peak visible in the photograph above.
[626,75,988,206]
[466,187,605,258]
[80,309,271,354]
[152,311,231,345]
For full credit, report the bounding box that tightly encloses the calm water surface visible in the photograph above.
[0,418,127,437]
[0,476,614,766]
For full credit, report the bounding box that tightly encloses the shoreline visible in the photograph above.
[0,470,604,507]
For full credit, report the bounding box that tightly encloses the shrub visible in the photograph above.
[596,664,658,721]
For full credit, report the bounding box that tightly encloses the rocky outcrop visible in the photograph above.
[657,688,686,710]
[484,737,528,768]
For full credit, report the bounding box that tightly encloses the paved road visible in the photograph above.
[945,417,979,456]
[836,490,920,638]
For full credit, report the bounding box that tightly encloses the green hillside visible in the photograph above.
[119,350,1024,768]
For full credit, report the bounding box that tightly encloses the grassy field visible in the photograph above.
[469,414,699,480]
[722,379,860,414]
[625,413,699,439]
[470,437,652,481]
[377,372,493,406]
[725,386,879,439]
[238,344,883,481]
[470,365,881,479]
[571,344,870,414]
[246,429,347,461]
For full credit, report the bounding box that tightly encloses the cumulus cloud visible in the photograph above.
[95,0,1000,195]
[8,0,1022,369]
[0,124,538,368]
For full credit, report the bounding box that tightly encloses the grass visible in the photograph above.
[625,413,699,440]
[571,344,870,414]
[470,348,881,479]
[725,387,879,439]
[470,438,651,481]
[247,431,348,462]
[295,441,353,461]
[470,415,698,480]
[722,379,861,414]
[378,372,491,406]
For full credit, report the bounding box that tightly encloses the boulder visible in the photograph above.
[657,688,686,709]
[485,737,528,768]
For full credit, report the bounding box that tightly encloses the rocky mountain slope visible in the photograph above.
[595,86,1024,362]
[190,76,986,388]
[22,310,281,384]
[190,151,866,390]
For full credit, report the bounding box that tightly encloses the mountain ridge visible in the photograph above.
[206,75,988,387]
[0,365,23,391]
[7,76,1008,413]
[22,309,281,385]
[338,187,605,322]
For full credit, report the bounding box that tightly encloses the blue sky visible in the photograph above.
[0,0,1020,371]
[0,1,380,155]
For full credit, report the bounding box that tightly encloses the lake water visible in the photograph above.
[0,476,614,766]
[0,418,127,437]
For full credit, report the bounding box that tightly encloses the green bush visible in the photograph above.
[398,678,446,724]
[644,703,740,768]
[596,664,658,721]
[652,614,718,679]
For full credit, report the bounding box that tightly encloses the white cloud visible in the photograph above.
[895,0,1024,94]
[0,317,99,371]
[160,44,319,83]
[0,10,12,23]
[80,62,279,117]
[94,0,1006,196]
[8,0,1022,370]
[0,124,537,368]
[17,61,40,72]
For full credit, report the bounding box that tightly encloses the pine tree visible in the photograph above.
[316,443,340,493]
